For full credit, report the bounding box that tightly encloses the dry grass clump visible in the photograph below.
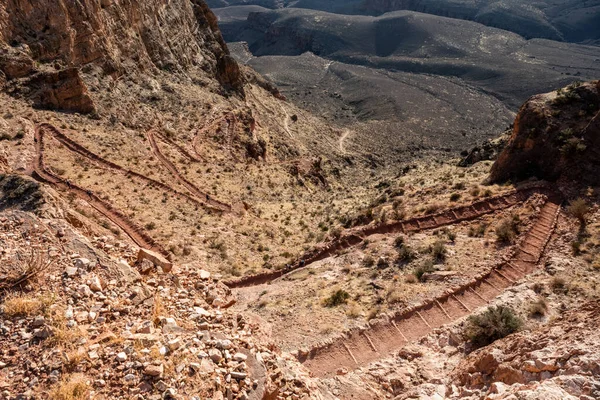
[1,293,53,318]
[430,240,447,262]
[528,297,548,317]
[0,250,54,290]
[49,374,89,400]
[567,198,589,225]
[551,276,569,294]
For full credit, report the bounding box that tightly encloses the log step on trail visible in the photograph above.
[297,198,561,378]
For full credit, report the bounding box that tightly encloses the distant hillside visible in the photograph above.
[209,0,600,44]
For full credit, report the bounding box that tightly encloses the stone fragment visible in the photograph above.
[144,364,163,377]
[137,249,172,273]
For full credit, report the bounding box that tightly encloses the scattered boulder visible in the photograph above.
[137,249,173,273]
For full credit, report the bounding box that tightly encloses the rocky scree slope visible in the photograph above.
[490,80,600,185]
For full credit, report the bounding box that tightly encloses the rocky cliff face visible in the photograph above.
[489,80,600,185]
[0,0,244,112]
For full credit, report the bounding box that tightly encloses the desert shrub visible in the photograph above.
[404,274,418,284]
[393,236,405,248]
[430,240,447,262]
[145,222,156,230]
[363,255,375,267]
[551,276,568,294]
[468,223,487,238]
[396,244,415,264]
[495,215,520,243]
[2,294,52,318]
[571,240,581,256]
[528,298,548,317]
[532,282,545,294]
[323,289,350,307]
[450,193,461,202]
[567,198,589,223]
[424,203,441,214]
[49,374,89,400]
[447,230,457,242]
[376,257,389,269]
[330,227,342,239]
[464,305,523,348]
[414,260,435,282]
[561,137,586,158]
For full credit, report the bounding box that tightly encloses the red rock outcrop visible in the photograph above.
[489,80,600,185]
[27,68,95,114]
[451,301,600,399]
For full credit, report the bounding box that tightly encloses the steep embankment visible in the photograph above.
[0,0,245,112]
[490,80,600,185]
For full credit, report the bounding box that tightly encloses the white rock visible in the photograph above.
[74,258,90,269]
[233,353,247,362]
[65,266,78,277]
[199,270,211,280]
[194,307,211,317]
[117,352,127,362]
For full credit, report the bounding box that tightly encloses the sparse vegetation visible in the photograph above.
[1,293,53,318]
[430,240,447,262]
[468,223,487,238]
[567,198,589,224]
[323,289,350,307]
[464,305,523,348]
[551,276,569,294]
[528,297,548,318]
[414,260,435,282]
[495,215,520,243]
[49,374,89,400]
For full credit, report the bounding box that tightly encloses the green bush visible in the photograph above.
[323,289,350,307]
[464,305,523,348]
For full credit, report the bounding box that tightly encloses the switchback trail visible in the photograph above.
[339,129,352,154]
[298,197,561,377]
[146,130,231,212]
[225,184,552,288]
[35,123,225,213]
[32,125,168,256]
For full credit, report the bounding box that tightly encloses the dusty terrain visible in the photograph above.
[0,1,600,400]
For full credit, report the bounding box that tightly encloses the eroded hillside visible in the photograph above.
[0,1,599,400]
